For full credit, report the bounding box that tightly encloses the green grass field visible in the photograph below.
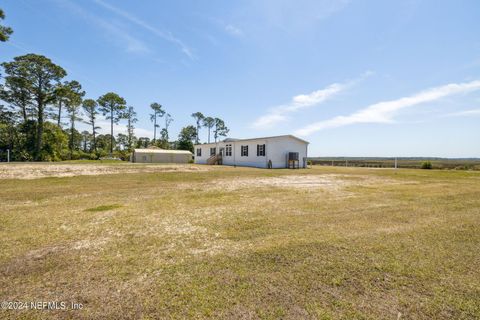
[1,164,479,319]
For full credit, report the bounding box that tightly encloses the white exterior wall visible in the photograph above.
[228,139,268,168]
[194,143,222,165]
[266,136,308,168]
[194,136,308,168]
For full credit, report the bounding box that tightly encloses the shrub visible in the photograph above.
[19,150,33,161]
[88,152,99,160]
[96,150,108,159]
[307,160,313,166]
[113,150,130,161]
[421,161,432,169]
[71,151,83,160]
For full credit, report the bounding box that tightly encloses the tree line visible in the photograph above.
[0,8,229,161]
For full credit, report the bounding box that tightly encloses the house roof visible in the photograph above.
[194,135,309,146]
[133,149,193,154]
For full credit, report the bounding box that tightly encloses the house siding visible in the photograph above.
[194,136,308,168]
[267,136,308,168]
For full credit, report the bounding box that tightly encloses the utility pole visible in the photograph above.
[395,157,398,169]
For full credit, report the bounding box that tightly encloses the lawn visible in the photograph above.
[0,164,479,319]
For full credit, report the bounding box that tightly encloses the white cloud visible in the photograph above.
[444,108,480,117]
[252,84,346,129]
[76,118,154,139]
[99,20,150,54]
[54,0,150,54]
[97,120,154,138]
[295,80,480,136]
[225,24,244,37]
[92,0,195,59]
[133,127,155,138]
[252,72,372,129]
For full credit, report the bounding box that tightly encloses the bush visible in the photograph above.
[96,150,109,159]
[307,160,313,166]
[87,152,99,160]
[113,150,130,161]
[421,161,432,169]
[19,150,33,161]
[71,151,83,160]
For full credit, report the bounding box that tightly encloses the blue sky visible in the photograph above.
[2,0,480,157]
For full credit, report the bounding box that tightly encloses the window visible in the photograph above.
[241,145,248,157]
[210,147,216,156]
[225,144,232,156]
[196,148,201,157]
[257,144,265,156]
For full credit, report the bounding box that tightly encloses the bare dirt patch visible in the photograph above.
[0,163,208,179]
[215,174,409,191]
[150,215,244,259]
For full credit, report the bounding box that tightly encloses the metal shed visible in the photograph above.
[131,148,193,163]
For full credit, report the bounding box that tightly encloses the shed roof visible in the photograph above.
[133,149,193,154]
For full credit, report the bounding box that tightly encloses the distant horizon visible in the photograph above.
[308,156,480,160]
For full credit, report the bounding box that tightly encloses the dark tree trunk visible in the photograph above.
[153,111,157,142]
[196,122,200,144]
[22,105,28,123]
[34,76,45,161]
[69,115,74,160]
[92,119,96,152]
[128,118,132,150]
[110,107,113,156]
[35,101,43,161]
[57,101,62,127]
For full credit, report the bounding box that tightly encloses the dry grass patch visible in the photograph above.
[0,162,208,179]
[220,173,411,188]
[0,165,479,319]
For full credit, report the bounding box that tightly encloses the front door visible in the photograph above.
[219,147,225,156]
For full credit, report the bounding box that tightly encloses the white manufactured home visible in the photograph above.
[194,135,309,169]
